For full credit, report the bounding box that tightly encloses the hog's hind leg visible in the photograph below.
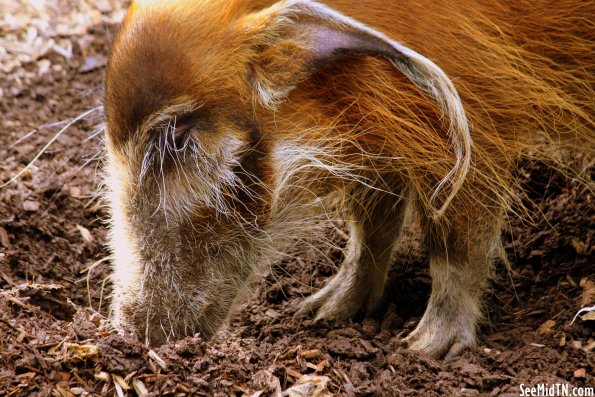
[404,194,503,358]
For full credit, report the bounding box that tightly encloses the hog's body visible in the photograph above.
[103,0,593,357]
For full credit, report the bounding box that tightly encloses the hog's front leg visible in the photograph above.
[298,177,407,321]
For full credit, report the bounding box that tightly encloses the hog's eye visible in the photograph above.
[168,111,205,149]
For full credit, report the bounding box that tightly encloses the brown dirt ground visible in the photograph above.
[0,11,593,397]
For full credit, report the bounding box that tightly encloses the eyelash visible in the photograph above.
[167,120,194,151]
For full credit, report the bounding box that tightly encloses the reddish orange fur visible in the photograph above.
[107,0,593,220]
[103,0,593,349]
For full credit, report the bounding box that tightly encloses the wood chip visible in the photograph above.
[76,225,93,244]
[148,349,168,371]
[286,368,303,379]
[0,226,10,249]
[282,375,332,397]
[61,343,99,361]
[16,372,36,380]
[250,370,281,397]
[537,319,556,333]
[573,368,586,379]
[571,238,587,254]
[22,200,40,212]
[175,384,191,393]
[112,374,130,390]
[570,340,582,349]
[580,278,595,306]
[583,339,595,352]
[233,384,250,394]
[94,372,110,382]
[69,387,87,396]
[559,334,566,347]
[299,349,322,359]
[113,381,125,397]
[461,388,480,396]
[529,343,545,348]
[16,330,27,343]
[54,383,75,397]
[124,371,137,383]
[79,55,107,73]
[316,360,328,372]
[69,186,81,197]
[306,362,318,371]
[278,345,302,360]
[132,378,149,396]
[265,308,280,318]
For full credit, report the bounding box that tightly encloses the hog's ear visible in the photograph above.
[245,0,471,219]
